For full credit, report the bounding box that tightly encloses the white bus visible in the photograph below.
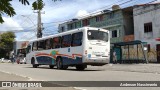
[26,27,110,70]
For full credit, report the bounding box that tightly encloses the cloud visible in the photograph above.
[0,17,23,31]
[15,32,36,41]
[5,0,145,41]
[75,10,89,18]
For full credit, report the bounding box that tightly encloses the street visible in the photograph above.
[0,63,160,90]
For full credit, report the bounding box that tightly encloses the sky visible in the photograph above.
[0,0,159,41]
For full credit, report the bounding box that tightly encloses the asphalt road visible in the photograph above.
[0,63,160,90]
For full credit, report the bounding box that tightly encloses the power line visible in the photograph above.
[16,0,159,40]
[42,0,137,25]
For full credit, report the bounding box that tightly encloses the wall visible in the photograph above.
[58,7,134,44]
[134,4,160,62]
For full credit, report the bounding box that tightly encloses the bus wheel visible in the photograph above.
[31,58,37,68]
[76,65,86,71]
[33,64,38,68]
[49,65,54,69]
[56,57,63,69]
[62,65,68,70]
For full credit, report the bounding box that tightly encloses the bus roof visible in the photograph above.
[29,27,108,42]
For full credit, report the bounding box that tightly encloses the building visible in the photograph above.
[58,6,134,44]
[13,41,29,57]
[133,3,160,62]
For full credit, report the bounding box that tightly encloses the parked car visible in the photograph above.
[16,54,26,64]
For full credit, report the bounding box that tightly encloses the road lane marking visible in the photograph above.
[0,70,33,81]
[74,87,87,90]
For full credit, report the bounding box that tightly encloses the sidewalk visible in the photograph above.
[0,71,77,90]
[0,71,28,81]
[105,63,160,74]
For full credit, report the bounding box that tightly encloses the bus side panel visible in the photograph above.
[62,57,82,65]
[36,56,55,65]
[58,46,83,66]
[34,50,56,65]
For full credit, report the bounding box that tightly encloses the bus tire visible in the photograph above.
[31,58,37,68]
[56,57,63,69]
[62,65,68,70]
[49,65,54,69]
[76,65,86,71]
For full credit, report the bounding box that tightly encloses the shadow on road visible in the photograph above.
[24,66,105,72]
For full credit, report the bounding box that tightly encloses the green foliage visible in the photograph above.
[0,0,16,23]
[19,0,30,5]
[0,32,15,58]
[0,0,61,23]
[0,32,15,50]
[32,0,44,10]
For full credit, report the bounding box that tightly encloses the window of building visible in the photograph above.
[112,30,119,38]
[38,40,45,50]
[72,32,83,47]
[109,12,114,18]
[144,22,152,33]
[32,42,38,51]
[74,23,77,28]
[45,39,52,49]
[61,27,64,32]
[96,15,104,22]
[68,24,73,30]
[76,21,81,28]
[82,19,89,26]
[61,34,72,48]
[53,37,61,49]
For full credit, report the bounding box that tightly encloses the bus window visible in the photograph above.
[71,32,83,47]
[88,30,108,42]
[45,39,52,49]
[53,37,61,49]
[61,34,72,48]
[38,40,45,50]
[32,42,38,51]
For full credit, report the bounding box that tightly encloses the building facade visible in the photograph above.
[13,41,29,57]
[133,3,160,62]
[58,6,134,44]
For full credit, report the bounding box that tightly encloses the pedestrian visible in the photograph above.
[113,51,117,64]
[11,54,15,64]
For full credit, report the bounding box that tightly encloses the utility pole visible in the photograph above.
[37,10,42,38]
[32,0,45,38]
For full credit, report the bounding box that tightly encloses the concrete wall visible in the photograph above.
[123,8,134,35]
[134,4,160,62]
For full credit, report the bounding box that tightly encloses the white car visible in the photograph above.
[19,57,26,64]
[17,54,26,64]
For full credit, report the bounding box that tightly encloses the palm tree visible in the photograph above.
[0,0,60,23]
[0,0,29,23]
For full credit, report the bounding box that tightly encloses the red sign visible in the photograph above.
[156,38,160,41]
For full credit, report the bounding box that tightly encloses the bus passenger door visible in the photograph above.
[26,45,32,64]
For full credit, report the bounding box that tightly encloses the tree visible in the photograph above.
[32,0,44,10]
[0,0,61,23]
[0,32,15,58]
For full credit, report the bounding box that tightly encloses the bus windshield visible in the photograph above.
[88,30,108,42]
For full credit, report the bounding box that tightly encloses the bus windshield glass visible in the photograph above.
[88,30,108,42]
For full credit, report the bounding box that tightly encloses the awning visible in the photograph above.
[155,38,160,41]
